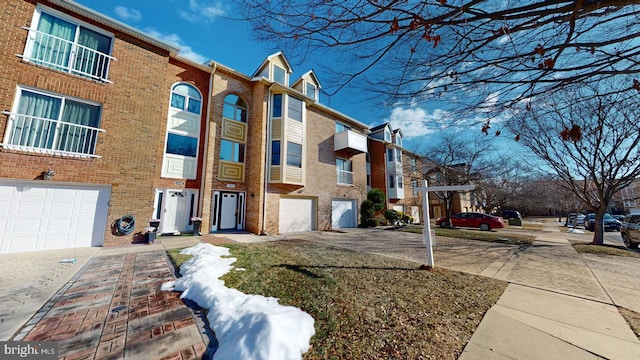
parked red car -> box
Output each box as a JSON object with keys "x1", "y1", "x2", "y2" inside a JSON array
[{"x1": 436, "y1": 212, "x2": 506, "y2": 231}]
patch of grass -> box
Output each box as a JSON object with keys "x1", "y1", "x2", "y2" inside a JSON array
[
  {"x1": 619, "y1": 307, "x2": 640, "y2": 340},
  {"x1": 570, "y1": 241, "x2": 640, "y2": 258},
  {"x1": 167, "y1": 248, "x2": 193, "y2": 268},
  {"x1": 401, "y1": 226, "x2": 535, "y2": 245},
  {"x1": 219, "y1": 240, "x2": 506, "y2": 360},
  {"x1": 520, "y1": 222, "x2": 544, "y2": 231}
]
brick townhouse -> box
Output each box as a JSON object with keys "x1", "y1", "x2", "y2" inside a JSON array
[
  {"x1": 0, "y1": 0, "x2": 369, "y2": 253},
  {"x1": 367, "y1": 122, "x2": 476, "y2": 223}
]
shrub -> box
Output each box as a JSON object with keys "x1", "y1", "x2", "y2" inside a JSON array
[
  {"x1": 367, "y1": 188, "x2": 386, "y2": 211},
  {"x1": 360, "y1": 199, "x2": 375, "y2": 226},
  {"x1": 366, "y1": 219, "x2": 379, "y2": 227},
  {"x1": 384, "y1": 209, "x2": 401, "y2": 224}
]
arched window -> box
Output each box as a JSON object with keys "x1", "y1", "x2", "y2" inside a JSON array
[
  {"x1": 223, "y1": 94, "x2": 247, "y2": 122},
  {"x1": 162, "y1": 82, "x2": 202, "y2": 180},
  {"x1": 171, "y1": 83, "x2": 202, "y2": 115}
]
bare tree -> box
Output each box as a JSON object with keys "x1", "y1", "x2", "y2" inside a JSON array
[
  {"x1": 506, "y1": 82, "x2": 640, "y2": 245},
  {"x1": 473, "y1": 159, "x2": 539, "y2": 215},
  {"x1": 419, "y1": 132, "x2": 491, "y2": 225},
  {"x1": 236, "y1": 0, "x2": 640, "y2": 123}
]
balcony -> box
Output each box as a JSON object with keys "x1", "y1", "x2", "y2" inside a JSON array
[
  {"x1": 337, "y1": 169, "x2": 354, "y2": 185},
  {"x1": 334, "y1": 130, "x2": 367, "y2": 155},
  {"x1": 22, "y1": 29, "x2": 115, "y2": 82},
  {"x1": 1, "y1": 112, "x2": 104, "y2": 158}
]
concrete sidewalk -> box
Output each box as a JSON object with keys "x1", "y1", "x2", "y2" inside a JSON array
[{"x1": 460, "y1": 220, "x2": 640, "y2": 359}]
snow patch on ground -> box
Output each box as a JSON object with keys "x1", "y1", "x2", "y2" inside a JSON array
[{"x1": 161, "y1": 243, "x2": 315, "y2": 360}]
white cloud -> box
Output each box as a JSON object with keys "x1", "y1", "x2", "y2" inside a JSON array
[
  {"x1": 179, "y1": 0, "x2": 226, "y2": 23},
  {"x1": 145, "y1": 29, "x2": 209, "y2": 64},
  {"x1": 114, "y1": 6, "x2": 141, "y2": 21},
  {"x1": 383, "y1": 105, "x2": 452, "y2": 139},
  {"x1": 478, "y1": 91, "x2": 500, "y2": 112}
]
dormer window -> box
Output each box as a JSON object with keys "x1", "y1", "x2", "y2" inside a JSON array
[
  {"x1": 273, "y1": 65, "x2": 286, "y2": 85},
  {"x1": 395, "y1": 135, "x2": 403, "y2": 146},
  {"x1": 306, "y1": 82, "x2": 317, "y2": 100},
  {"x1": 384, "y1": 128, "x2": 391, "y2": 142}
]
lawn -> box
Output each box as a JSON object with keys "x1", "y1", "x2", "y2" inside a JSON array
[
  {"x1": 169, "y1": 240, "x2": 507, "y2": 359},
  {"x1": 401, "y1": 225, "x2": 535, "y2": 245},
  {"x1": 570, "y1": 241, "x2": 640, "y2": 258}
]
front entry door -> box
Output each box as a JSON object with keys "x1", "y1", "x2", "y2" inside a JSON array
[
  {"x1": 163, "y1": 190, "x2": 189, "y2": 233},
  {"x1": 219, "y1": 192, "x2": 238, "y2": 230}
]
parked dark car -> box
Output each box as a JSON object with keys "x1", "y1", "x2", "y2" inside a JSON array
[
  {"x1": 621, "y1": 214, "x2": 640, "y2": 249},
  {"x1": 501, "y1": 210, "x2": 522, "y2": 219},
  {"x1": 584, "y1": 213, "x2": 621, "y2": 232},
  {"x1": 612, "y1": 214, "x2": 626, "y2": 223},
  {"x1": 436, "y1": 212, "x2": 506, "y2": 231}
]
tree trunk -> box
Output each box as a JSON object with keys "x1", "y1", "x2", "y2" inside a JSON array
[{"x1": 591, "y1": 209, "x2": 606, "y2": 245}]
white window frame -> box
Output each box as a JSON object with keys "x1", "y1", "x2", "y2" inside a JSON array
[
  {"x1": 162, "y1": 83, "x2": 202, "y2": 179},
  {"x1": 336, "y1": 158, "x2": 353, "y2": 185},
  {"x1": 1, "y1": 86, "x2": 104, "y2": 158},
  {"x1": 306, "y1": 82, "x2": 317, "y2": 100},
  {"x1": 273, "y1": 65, "x2": 286, "y2": 85},
  {"x1": 22, "y1": 5, "x2": 115, "y2": 82},
  {"x1": 287, "y1": 141, "x2": 303, "y2": 168}
]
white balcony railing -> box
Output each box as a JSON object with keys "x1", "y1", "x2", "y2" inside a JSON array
[
  {"x1": 21, "y1": 28, "x2": 115, "y2": 82},
  {"x1": 337, "y1": 169, "x2": 354, "y2": 185},
  {"x1": 1, "y1": 112, "x2": 104, "y2": 157}
]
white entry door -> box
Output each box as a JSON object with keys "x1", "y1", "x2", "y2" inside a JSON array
[
  {"x1": 161, "y1": 190, "x2": 189, "y2": 234},
  {"x1": 219, "y1": 192, "x2": 238, "y2": 230},
  {"x1": 211, "y1": 191, "x2": 245, "y2": 232}
]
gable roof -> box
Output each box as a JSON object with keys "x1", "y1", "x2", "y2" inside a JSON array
[
  {"x1": 291, "y1": 70, "x2": 323, "y2": 89},
  {"x1": 252, "y1": 51, "x2": 293, "y2": 78},
  {"x1": 369, "y1": 122, "x2": 391, "y2": 133}
]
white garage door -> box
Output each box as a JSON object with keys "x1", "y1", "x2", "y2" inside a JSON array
[
  {"x1": 332, "y1": 199, "x2": 357, "y2": 229},
  {"x1": 0, "y1": 181, "x2": 111, "y2": 253},
  {"x1": 279, "y1": 197, "x2": 315, "y2": 233}
]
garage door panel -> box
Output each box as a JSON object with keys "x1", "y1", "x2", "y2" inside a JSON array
[
  {"x1": 6, "y1": 234, "x2": 39, "y2": 251},
  {"x1": 13, "y1": 218, "x2": 43, "y2": 232},
  {"x1": 46, "y1": 234, "x2": 72, "y2": 249},
  {"x1": 16, "y1": 201, "x2": 46, "y2": 215},
  {"x1": 47, "y1": 218, "x2": 73, "y2": 231},
  {"x1": 19, "y1": 187, "x2": 47, "y2": 198},
  {"x1": 0, "y1": 181, "x2": 110, "y2": 253},
  {"x1": 51, "y1": 202, "x2": 76, "y2": 215}
]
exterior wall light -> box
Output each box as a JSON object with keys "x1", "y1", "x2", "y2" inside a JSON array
[{"x1": 43, "y1": 169, "x2": 55, "y2": 180}]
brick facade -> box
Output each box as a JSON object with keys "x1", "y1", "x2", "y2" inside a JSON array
[
  {"x1": 1, "y1": 0, "x2": 371, "y2": 252},
  {"x1": 0, "y1": 0, "x2": 209, "y2": 248}
]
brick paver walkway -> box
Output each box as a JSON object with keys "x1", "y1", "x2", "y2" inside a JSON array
[{"x1": 14, "y1": 251, "x2": 208, "y2": 360}]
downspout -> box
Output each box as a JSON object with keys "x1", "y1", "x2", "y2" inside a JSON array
[{"x1": 199, "y1": 63, "x2": 216, "y2": 229}]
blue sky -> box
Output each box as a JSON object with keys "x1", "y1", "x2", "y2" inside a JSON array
[{"x1": 73, "y1": 0, "x2": 504, "y2": 153}]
